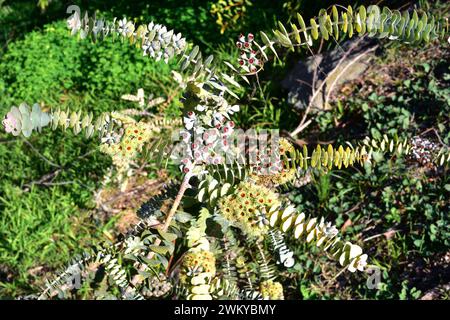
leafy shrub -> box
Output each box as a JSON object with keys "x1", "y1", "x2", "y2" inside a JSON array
[{"x1": 1, "y1": 2, "x2": 448, "y2": 300}]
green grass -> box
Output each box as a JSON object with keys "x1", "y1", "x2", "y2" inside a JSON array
[{"x1": 0, "y1": 185, "x2": 97, "y2": 296}]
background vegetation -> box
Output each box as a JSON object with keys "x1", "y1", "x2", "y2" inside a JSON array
[{"x1": 0, "y1": 0, "x2": 448, "y2": 299}]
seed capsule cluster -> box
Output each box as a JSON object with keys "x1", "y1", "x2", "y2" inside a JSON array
[{"x1": 142, "y1": 273, "x2": 172, "y2": 298}]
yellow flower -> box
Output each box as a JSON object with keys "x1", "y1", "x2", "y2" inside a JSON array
[
  {"x1": 279, "y1": 138, "x2": 295, "y2": 155},
  {"x1": 99, "y1": 120, "x2": 153, "y2": 174},
  {"x1": 219, "y1": 181, "x2": 280, "y2": 237},
  {"x1": 251, "y1": 138, "x2": 297, "y2": 187},
  {"x1": 260, "y1": 280, "x2": 284, "y2": 300},
  {"x1": 180, "y1": 250, "x2": 216, "y2": 284}
]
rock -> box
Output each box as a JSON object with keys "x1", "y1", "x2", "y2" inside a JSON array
[{"x1": 281, "y1": 37, "x2": 378, "y2": 111}]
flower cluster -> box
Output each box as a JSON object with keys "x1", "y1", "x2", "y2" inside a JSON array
[
  {"x1": 2, "y1": 109, "x2": 22, "y2": 136},
  {"x1": 219, "y1": 181, "x2": 280, "y2": 238},
  {"x1": 99, "y1": 120, "x2": 153, "y2": 179},
  {"x1": 409, "y1": 136, "x2": 440, "y2": 168},
  {"x1": 2, "y1": 103, "x2": 50, "y2": 137},
  {"x1": 67, "y1": 12, "x2": 186, "y2": 63},
  {"x1": 177, "y1": 82, "x2": 239, "y2": 173},
  {"x1": 142, "y1": 22, "x2": 186, "y2": 63},
  {"x1": 279, "y1": 137, "x2": 295, "y2": 155},
  {"x1": 250, "y1": 138, "x2": 297, "y2": 187},
  {"x1": 260, "y1": 280, "x2": 284, "y2": 300},
  {"x1": 236, "y1": 33, "x2": 263, "y2": 74},
  {"x1": 100, "y1": 121, "x2": 151, "y2": 158},
  {"x1": 179, "y1": 238, "x2": 217, "y2": 300},
  {"x1": 180, "y1": 250, "x2": 216, "y2": 285}
]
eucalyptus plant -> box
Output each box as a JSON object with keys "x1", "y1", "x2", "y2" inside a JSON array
[{"x1": 2, "y1": 4, "x2": 448, "y2": 300}]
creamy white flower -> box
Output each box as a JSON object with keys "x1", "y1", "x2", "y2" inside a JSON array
[
  {"x1": 117, "y1": 18, "x2": 128, "y2": 36},
  {"x1": 67, "y1": 12, "x2": 81, "y2": 34},
  {"x1": 184, "y1": 116, "x2": 196, "y2": 130},
  {"x1": 195, "y1": 105, "x2": 206, "y2": 112},
  {"x1": 227, "y1": 104, "x2": 240, "y2": 115}
]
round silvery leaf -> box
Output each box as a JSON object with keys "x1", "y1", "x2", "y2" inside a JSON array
[
  {"x1": 21, "y1": 117, "x2": 33, "y2": 137},
  {"x1": 190, "y1": 275, "x2": 206, "y2": 286},
  {"x1": 348, "y1": 253, "x2": 368, "y2": 273},
  {"x1": 347, "y1": 257, "x2": 359, "y2": 273},
  {"x1": 125, "y1": 21, "x2": 135, "y2": 37},
  {"x1": 85, "y1": 124, "x2": 94, "y2": 138},
  {"x1": 31, "y1": 104, "x2": 41, "y2": 129},
  {"x1": 4, "y1": 109, "x2": 22, "y2": 136},
  {"x1": 18, "y1": 103, "x2": 30, "y2": 117},
  {"x1": 339, "y1": 242, "x2": 352, "y2": 266},
  {"x1": 151, "y1": 40, "x2": 161, "y2": 51},
  {"x1": 10, "y1": 107, "x2": 23, "y2": 123},
  {"x1": 191, "y1": 284, "x2": 210, "y2": 295},
  {"x1": 30, "y1": 112, "x2": 40, "y2": 130},
  {"x1": 40, "y1": 112, "x2": 51, "y2": 128},
  {"x1": 165, "y1": 46, "x2": 174, "y2": 58},
  {"x1": 80, "y1": 29, "x2": 88, "y2": 39},
  {"x1": 73, "y1": 122, "x2": 82, "y2": 135},
  {"x1": 147, "y1": 30, "x2": 156, "y2": 42},
  {"x1": 349, "y1": 244, "x2": 363, "y2": 260},
  {"x1": 189, "y1": 294, "x2": 212, "y2": 300}
]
